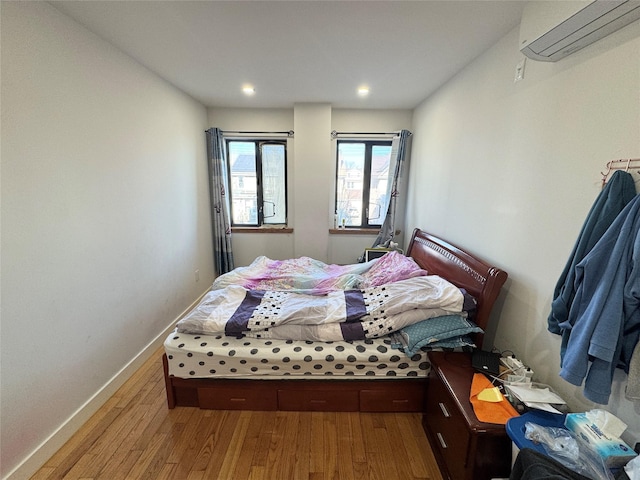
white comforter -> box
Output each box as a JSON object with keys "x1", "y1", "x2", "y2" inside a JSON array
[{"x1": 176, "y1": 276, "x2": 464, "y2": 342}]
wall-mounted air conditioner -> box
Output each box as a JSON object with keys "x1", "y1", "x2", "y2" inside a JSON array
[{"x1": 520, "y1": 0, "x2": 640, "y2": 61}]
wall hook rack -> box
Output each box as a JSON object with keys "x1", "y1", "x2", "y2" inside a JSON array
[{"x1": 600, "y1": 158, "x2": 640, "y2": 186}]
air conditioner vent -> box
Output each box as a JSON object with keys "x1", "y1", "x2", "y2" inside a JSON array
[{"x1": 520, "y1": 0, "x2": 640, "y2": 61}]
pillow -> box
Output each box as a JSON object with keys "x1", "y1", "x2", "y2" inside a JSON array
[
  {"x1": 360, "y1": 251, "x2": 427, "y2": 288},
  {"x1": 397, "y1": 315, "x2": 483, "y2": 356},
  {"x1": 419, "y1": 335, "x2": 476, "y2": 351},
  {"x1": 389, "y1": 333, "x2": 476, "y2": 353}
]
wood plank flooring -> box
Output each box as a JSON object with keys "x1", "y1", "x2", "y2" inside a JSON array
[{"x1": 31, "y1": 348, "x2": 444, "y2": 480}]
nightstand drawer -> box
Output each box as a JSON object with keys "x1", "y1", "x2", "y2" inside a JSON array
[
  {"x1": 423, "y1": 352, "x2": 511, "y2": 480},
  {"x1": 425, "y1": 370, "x2": 471, "y2": 480}
]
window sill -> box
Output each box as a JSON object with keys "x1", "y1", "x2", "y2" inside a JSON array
[
  {"x1": 232, "y1": 227, "x2": 293, "y2": 234},
  {"x1": 329, "y1": 228, "x2": 379, "y2": 235}
]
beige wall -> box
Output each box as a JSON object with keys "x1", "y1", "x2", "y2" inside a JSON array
[
  {"x1": 1, "y1": 3, "x2": 213, "y2": 477},
  {"x1": 406, "y1": 23, "x2": 640, "y2": 443}
]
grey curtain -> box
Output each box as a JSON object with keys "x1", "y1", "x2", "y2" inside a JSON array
[
  {"x1": 370, "y1": 129, "x2": 412, "y2": 250},
  {"x1": 206, "y1": 128, "x2": 234, "y2": 274}
]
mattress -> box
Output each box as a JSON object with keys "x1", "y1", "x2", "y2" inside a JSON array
[{"x1": 164, "y1": 330, "x2": 433, "y2": 380}]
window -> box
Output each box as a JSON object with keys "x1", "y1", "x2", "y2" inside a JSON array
[
  {"x1": 226, "y1": 139, "x2": 287, "y2": 227},
  {"x1": 335, "y1": 140, "x2": 393, "y2": 228}
]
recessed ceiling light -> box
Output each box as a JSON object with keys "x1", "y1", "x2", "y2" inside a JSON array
[
  {"x1": 357, "y1": 86, "x2": 369, "y2": 96},
  {"x1": 242, "y1": 85, "x2": 255, "y2": 95}
]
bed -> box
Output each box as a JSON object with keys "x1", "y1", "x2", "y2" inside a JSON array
[{"x1": 162, "y1": 228, "x2": 508, "y2": 412}]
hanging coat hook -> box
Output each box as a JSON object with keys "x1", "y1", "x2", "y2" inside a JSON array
[{"x1": 601, "y1": 161, "x2": 613, "y2": 186}]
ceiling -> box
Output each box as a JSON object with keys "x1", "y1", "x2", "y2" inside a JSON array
[{"x1": 50, "y1": 1, "x2": 528, "y2": 110}]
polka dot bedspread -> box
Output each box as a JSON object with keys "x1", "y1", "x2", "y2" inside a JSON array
[{"x1": 164, "y1": 331, "x2": 432, "y2": 379}]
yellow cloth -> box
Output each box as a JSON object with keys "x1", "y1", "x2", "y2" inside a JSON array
[{"x1": 469, "y1": 373, "x2": 519, "y2": 424}]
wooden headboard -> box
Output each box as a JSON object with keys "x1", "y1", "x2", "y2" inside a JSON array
[{"x1": 406, "y1": 228, "x2": 508, "y2": 349}]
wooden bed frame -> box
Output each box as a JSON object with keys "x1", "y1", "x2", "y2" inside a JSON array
[{"x1": 163, "y1": 228, "x2": 508, "y2": 412}]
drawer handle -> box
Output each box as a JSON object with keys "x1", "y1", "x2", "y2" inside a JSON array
[
  {"x1": 230, "y1": 398, "x2": 246, "y2": 403},
  {"x1": 438, "y1": 402, "x2": 451, "y2": 418},
  {"x1": 436, "y1": 432, "x2": 448, "y2": 449},
  {"x1": 310, "y1": 400, "x2": 327, "y2": 404}
]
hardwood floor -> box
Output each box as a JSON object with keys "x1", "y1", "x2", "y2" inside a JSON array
[{"x1": 31, "y1": 348, "x2": 444, "y2": 480}]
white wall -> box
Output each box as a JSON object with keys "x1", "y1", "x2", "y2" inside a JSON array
[
  {"x1": 406, "y1": 23, "x2": 640, "y2": 444},
  {"x1": 0, "y1": 3, "x2": 213, "y2": 478},
  {"x1": 293, "y1": 104, "x2": 333, "y2": 260},
  {"x1": 208, "y1": 107, "x2": 412, "y2": 265}
]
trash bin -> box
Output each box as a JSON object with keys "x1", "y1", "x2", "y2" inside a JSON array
[{"x1": 506, "y1": 410, "x2": 567, "y2": 465}]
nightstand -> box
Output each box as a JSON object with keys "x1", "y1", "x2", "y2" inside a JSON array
[{"x1": 423, "y1": 351, "x2": 512, "y2": 480}]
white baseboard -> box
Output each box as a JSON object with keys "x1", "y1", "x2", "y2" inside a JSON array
[{"x1": 4, "y1": 290, "x2": 209, "y2": 480}]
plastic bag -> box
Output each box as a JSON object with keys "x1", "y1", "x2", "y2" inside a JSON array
[
  {"x1": 626, "y1": 454, "x2": 640, "y2": 480},
  {"x1": 524, "y1": 422, "x2": 614, "y2": 480}
]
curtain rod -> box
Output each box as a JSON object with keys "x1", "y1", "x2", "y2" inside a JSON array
[
  {"x1": 330, "y1": 130, "x2": 411, "y2": 139},
  {"x1": 206, "y1": 129, "x2": 294, "y2": 137}
]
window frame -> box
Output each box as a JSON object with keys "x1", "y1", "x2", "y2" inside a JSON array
[
  {"x1": 225, "y1": 138, "x2": 288, "y2": 228},
  {"x1": 334, "y1": 139, "x2": 393, "y2": 229}
]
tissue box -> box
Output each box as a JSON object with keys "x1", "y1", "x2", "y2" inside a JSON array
[{"x1": 564, "y1": 413, "x2": 637, "y2": 468}]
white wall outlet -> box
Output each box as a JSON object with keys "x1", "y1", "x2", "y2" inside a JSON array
[
  {"x1": 195, "y1": 269, "x2": 199, "y2": 282},
  {"x1": 514, "y1": 57, "x2": 526, "y2": 82}
]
